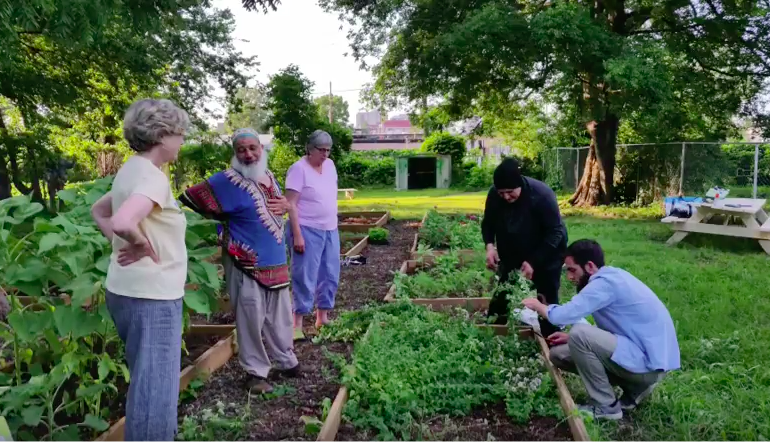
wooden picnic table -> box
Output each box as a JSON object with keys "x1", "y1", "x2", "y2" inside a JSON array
[{"x1": 661, "y1": 198, "x2": 770, "y2": 254}]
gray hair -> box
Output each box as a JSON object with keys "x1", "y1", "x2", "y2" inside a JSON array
[
  {"x1": 123, "y1": 99, "x2": 190, "y2": 152},
  {"x1": 306, "y1": 130, "x2": 333, "y2": 154}
]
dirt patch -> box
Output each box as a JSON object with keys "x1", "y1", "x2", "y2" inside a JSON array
[
  {"x1": 177, "y1": 340, "x2": 351, "y2": 441},
  {"x1": 336, "y1": 402, "x2": 572, "y2": 441},
  {"x1": 182, "y1": 334, "x2": 225, "y2": 367},
  {"x1": 191, "y1": 310, "x2": 234, "y2": 325},
  {"x1": 331, "y1": 219, "x2": 416, "y2": 315}
]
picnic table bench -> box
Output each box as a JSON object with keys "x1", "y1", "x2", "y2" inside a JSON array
[
  {"x1": 338, "y1": 188, "x2": 357, "y2": 200},
  {"x1": 662, "y1": 197, "x2": 770, "y2": 254}
]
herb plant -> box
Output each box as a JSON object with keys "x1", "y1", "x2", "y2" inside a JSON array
[
  {"x1": 418, "y1": 210, "x2": 482, "y2": 250},
  {"x1": 393, "y1": 251, "x2": 493, "y2": 299},
  {"x1": 327, "y1": 305, "x2": 560, "y2": 440}
]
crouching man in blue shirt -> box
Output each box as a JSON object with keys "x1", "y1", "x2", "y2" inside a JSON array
[{"x1": 522, "y1": 239, "x2": 680, "y2": 421}]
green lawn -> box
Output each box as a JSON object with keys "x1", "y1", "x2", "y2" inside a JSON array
[
  {"x1": 346, "y1": 188, "x2": 770, "y2": 441},
  {"x1": 338, "y1": 187, "x2": 664, "y2": 220}
]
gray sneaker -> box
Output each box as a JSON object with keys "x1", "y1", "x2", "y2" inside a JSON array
[
  {"x1": 620, "y1": 381, "x2": 660, "y2": 411},
  {"x1": 577, "y1": 403, "x2": 623, "y2": 420}
]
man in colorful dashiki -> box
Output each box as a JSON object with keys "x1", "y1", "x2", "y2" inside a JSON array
[{"x1": 180, "y1": 128, "x2": 299, "y2": 394}]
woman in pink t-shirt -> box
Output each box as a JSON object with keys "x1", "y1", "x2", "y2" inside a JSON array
[{"x1": 285, "y1": 130, "x2": 340, "y2": 337}]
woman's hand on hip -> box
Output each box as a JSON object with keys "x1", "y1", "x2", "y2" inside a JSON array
[
  {"x1": 293, "y1": 234, "x2": 306, "y2": 254},
  {"x1": 268, "y1": 196, "x2": 290, "y2": 216},
  {"x1": 117, "y1": 237, "x2": 159, "y2": 266}
]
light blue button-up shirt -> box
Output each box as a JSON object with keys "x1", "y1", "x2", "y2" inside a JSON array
[{"x1": 547, "y1": 266, "x2": 681, "y2": 374}]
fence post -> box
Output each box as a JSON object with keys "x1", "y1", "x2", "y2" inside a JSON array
[
  {"x1": 574, "y1": 149, "x2": 579, "y2": 188},
  {"x1": 753, "y1": 143, "x2": 760, "y2": 199},
  {"x1": 678, "y1": 142, "x2": 686, "y2": 196}
]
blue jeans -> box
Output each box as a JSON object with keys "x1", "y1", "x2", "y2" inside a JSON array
[
  {"x1": 106, "y1": 291, "x2": 183, "y2": 441},
  {"x1": 288, "y1": 225, "x2": 340, "y2": 315}
]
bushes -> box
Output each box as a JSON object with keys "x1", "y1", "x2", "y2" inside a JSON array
[
  {"x1": 268, "y1": 140, "x2": 300, "y2": 188},
  {"x1": 421, "y1": 132, "x2": 466, "y2": 166},
  {"x1": 336, "y1": 152, "x2": 398, "y2": 188}
]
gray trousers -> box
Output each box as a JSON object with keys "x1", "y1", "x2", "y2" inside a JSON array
[
  {"x1": 550, "y1": 324, "x2": 664, "y2": 406},
  {"x1": 224, "y1": 256, "x2": 298, "y2": 378}
]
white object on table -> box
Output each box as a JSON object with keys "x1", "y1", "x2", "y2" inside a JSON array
[{"x1": 661, "y1": 197, "x2": 770, "y2": 254}]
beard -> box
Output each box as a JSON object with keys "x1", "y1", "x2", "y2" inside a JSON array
[
  {"x1": 231, "y1": 152, "x2": 268, "y2": 182},
  {"x1": 576, "y1": 272, "x2": 591, "y2": 292}
]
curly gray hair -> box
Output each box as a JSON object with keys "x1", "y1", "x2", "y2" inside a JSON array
[
  {"x1": 306, "y1": 130, "x2": 333, "y2": 154},
  {"x1": 123, "y1": 99, "x2": 190, "y2": 152}
]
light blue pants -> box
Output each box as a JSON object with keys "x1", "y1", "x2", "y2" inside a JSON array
[
  {"x1": 106, "y1": 291, "x2": 183, "y2": 441},
  {"x1": 288, "y1": 225, "x2": 340, "y2": 315}
]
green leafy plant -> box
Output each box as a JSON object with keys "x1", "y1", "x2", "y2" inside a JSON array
[
  {"x1": 327, "y1": 306, "x2": 559, "y2": 440},
  {"x1": 367, "y1": 227, "x2": 389, "y2": 245},
  {"x1": 420, "y1": 132, "x2": 466, "y2": 166},
  {"x1": 393, "y1": 251, "x2": 492, "y2": 299},
  {"x1": 177, "y1": 401, "x2": 249, "y2": 441},
  {"x1": 418, "y1": 210, "x2": 482, "y2": 250},
  {"x1": 0, "y1": 177, "x2": 222, "y2": 440}
]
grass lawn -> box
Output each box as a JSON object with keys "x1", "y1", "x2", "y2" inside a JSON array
[{"x1": 346, "y1": 188, "x2": 770, "y2": 441}]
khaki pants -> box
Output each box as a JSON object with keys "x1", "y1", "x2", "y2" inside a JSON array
[
  {"x1": 550, "y1": 324, "x2": 664, "y2": 406},
  {"x1": 224, "y1": 255, "x2": 298, "y2": 378}
]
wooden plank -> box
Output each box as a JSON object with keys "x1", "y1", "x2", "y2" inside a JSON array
[
  {"x1": 660, "y1": 216, "x2": 686, "y2": 224},
  {"x1": 316, "y1": 386, "x2": 349, "y2": 441},
  {"x1": 670, "y1": 220, "x2": 770, "y2": 240},
  {"x1": 374, "y1": 211, "x2": 391, "y2": 228},
  {"x1": 343, "y1": 236, "x2": 369, "y2": 257},
  {"x1": 535, "y1": 335, "x2": 591, "y2": 442},
  {"x1": 96, "y1": 332, "x2": 236, "y2": 441},
  {"x1": 187, "y1": 324, "x2": 235, "y2": 336},
  {"x1": 411, "y1": 297, "x2": 490, "y2": 312}
]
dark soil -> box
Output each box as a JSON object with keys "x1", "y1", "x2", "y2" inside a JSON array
[
  {"x1": 191, "y1": 310, "x2": 234, "y2": 325},
  {"x1": 177, "y1": 340, "x2": 351, "y2": 441},
  {"x1": 331, "y1": 220, "x2": 416, "y2": 315},
  {"x1": 336, "y1": 402, "x2": 572, "y2": 441},
  {"x1": 182, "y1": 334, "x2": 226, "y2": 367}
]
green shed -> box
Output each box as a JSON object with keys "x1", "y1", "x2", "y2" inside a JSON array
[{"x1": 395, "y1": 154, "x2": 452, "y2": 190}]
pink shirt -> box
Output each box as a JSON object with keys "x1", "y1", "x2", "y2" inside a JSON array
[{"x1": 285, "y1": 157, "x2": 338, "y2": 231}]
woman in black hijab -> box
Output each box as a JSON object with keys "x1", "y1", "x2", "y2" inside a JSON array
[{"x1": 482, "y1": 158, "x2": 567, "y2": 334}]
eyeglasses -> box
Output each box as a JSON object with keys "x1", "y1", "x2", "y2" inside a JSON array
[{"x1": 314, "y1": 146, "x2": 331, "y2": 153}]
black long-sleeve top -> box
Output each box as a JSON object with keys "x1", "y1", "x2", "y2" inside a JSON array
[{"x1": 481, "y1": 177, "x2": 567, "y2": 270}]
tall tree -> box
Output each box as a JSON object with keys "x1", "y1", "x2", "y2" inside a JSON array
[
  {"x1": 0, "y1": 0, "x2": 255, "y2": 201},
  {"x1": 264, "y1": 65, "x2": 319, "y2": 154},
  {"x1": 226, "y1": 86, "x2": 270, "y2": 132},
  {"x1": 314, "y1": 95, "x2": 351, "y2": 127},
  {"x1": 321, "y1": 0, "x2": 770, "y2": 205},
  {"x1": 264, "y1": 65, "x2": 353, "y2": 162}
]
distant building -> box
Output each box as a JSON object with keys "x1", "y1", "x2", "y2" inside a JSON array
[{"x1": 355, "y1": 110, "x2": 382, "y2": 131}]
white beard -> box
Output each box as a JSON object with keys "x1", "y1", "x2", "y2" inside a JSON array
[{"x1": 231, "y1": 152, "x2": 268, "y2": 182}]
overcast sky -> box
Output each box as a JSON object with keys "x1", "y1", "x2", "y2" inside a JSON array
[{"x1": 211, "y1": 0, "x2": 377, "y2": 126}]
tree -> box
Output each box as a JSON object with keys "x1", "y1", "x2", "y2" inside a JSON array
[
  {"x1": 421, "y1": 132, "x2": 466, "y2": 166},
  {"x1": 264, "y1": 65, "x2": 353, "y2": 162},
  {"x1": 226, "y1": 87, "x2": 270, "y2": 132},
  {"x1": 264, "y1": 65, "x2": 318, "y2": 154},
  {"x1": 321, "y1": 0, "x2": 770, "y2": 205},
  {"x1": 315, "y1": 95, "x2": 351, "y2": 127},
  {"x1": 0, "y1": 0, "x2": 255, "y2": 202}
]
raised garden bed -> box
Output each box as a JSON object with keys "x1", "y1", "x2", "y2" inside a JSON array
[
  {"x1": 339, "y1": 231, "x2": 368, "y2": 257},
  {"x1": 409, "y1": 210, "x2": 481, "y2": 260},
  {"x1": 338, "y1": 211, "x2": 390, "y2": 233},
  {"x1": 315, "y1": 305, "x2": 588, "y2": 441},
  {"x1": 383, "y1": 252, "x2": 494, "y2": 312}
]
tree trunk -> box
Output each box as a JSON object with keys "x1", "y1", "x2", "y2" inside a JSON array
[
  {"x1": 0, "y1": 109, "x2": 12, "y2": 200},
  {"x1": 569, "y1": 116, "x2": 619, "y2": 206}
]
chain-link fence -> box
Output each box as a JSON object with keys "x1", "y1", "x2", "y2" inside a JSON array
[{"x1": 542, "y1": 142, "x2": 770, "y2": 203}]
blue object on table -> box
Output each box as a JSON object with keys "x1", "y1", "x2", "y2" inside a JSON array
[{"x1": 665, "y1": 196, "x2": 703, "y2": 218}]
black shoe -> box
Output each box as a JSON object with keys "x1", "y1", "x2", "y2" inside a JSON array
[{"x1": 270, "y1": 364, "x2": 301, "y2": 379}]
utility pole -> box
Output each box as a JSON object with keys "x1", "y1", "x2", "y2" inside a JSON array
[{"x1": 328, "y1": 82, "x2": 333, "y2": 124}]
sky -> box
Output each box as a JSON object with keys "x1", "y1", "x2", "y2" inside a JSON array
[{"x1": 212, "y1": 0, "x2": 377, "y2": 126}]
